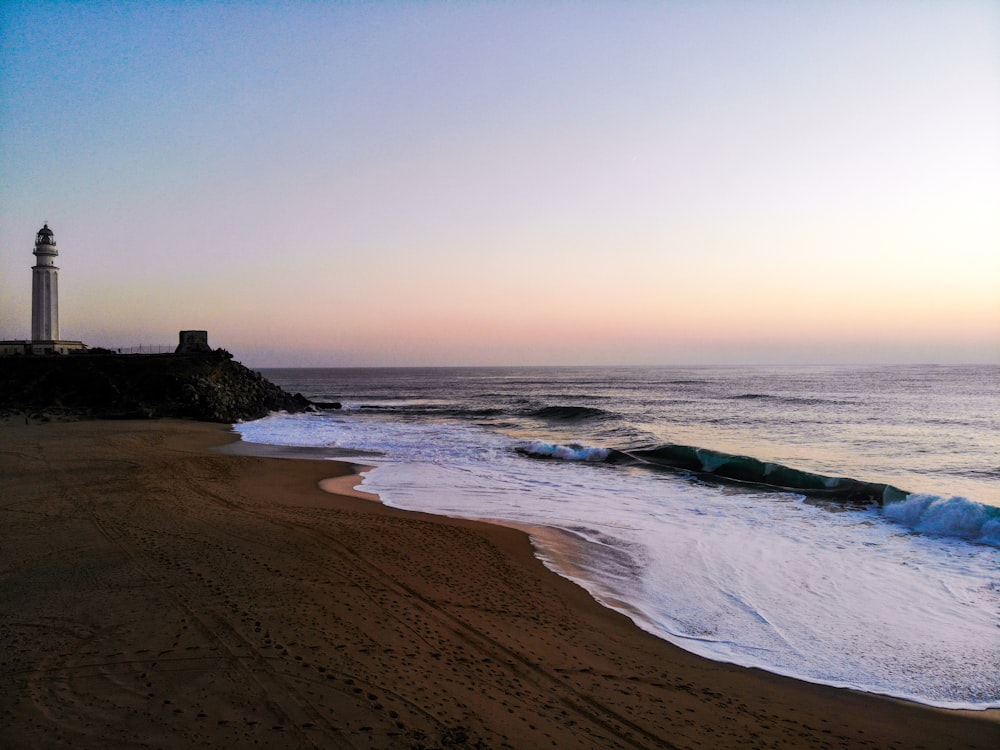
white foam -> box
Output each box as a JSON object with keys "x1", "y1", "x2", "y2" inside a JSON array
[
  {"x1": 523, "y1": 441, "x2": 611, "y2": 462},
  {"x1": 884, "y1": 494, "x2": 1000, "y2": 547}
]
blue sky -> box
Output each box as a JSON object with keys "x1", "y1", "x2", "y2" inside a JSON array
[{"x1": 2, "y1": 1, "x2": 998, "y2": 365}]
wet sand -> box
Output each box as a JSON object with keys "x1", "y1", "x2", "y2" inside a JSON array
[{"x1": 1, "y1": 418, "x2": 997, "y2": 749}]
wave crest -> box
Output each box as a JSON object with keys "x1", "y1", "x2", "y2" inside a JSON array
[
  {"x1": 517, "y1": 440, "x2": 908, "y2": 505},
  {"x1": 627, "y1": 445, "x2": 906, "y2": 504},
  {"x1": 519, "y1": 441, "x2": 611, "y2": 462},
  {"x1": 516, "y1": 439, "x2": 1000, "y2": 548},
  {"x1": 883, "y1": 494, "x2": 1000, "y2": 547}
]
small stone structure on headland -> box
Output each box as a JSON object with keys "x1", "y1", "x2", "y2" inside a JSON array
[{"x1": 176, "y1": 330, "x2": 212, "y2": 354}]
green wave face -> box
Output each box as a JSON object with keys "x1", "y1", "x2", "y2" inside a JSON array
[{"x1": 627, "y1": 444, "x2": 906, "y2": 504}]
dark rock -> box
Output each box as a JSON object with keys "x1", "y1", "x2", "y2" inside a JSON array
[{"x1": 0, "y1": 351, "x2": 311, "y2": 423}]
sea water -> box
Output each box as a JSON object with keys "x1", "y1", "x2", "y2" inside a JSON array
[{"x1": 235, "y1": 365, "x2": 1000, "y2": 709}]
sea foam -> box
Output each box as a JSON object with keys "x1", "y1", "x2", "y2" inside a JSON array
[
  {"x1": 883, "y1": 494, "x2": 1000, "y2": 547},
  {"x1": 522, "y1": 441, "x2": 611, "y2": 461}
]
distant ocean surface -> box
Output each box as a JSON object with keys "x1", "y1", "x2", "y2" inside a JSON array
[{"x1": 237, "y1": 365, "x2": 1000, "y2": 709}]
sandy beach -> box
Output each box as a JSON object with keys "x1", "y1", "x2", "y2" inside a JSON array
[{"x1": 1, "y1": 419, "x2": 997, "y2": 749}]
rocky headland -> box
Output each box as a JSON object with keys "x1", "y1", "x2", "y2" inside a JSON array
[{"x1": 0, "y1": 351, "x2": 315, "y2": 422}]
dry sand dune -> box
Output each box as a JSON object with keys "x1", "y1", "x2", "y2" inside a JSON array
[{"x1": 1, "y1": 419, "x2": 997, "y2": 748}]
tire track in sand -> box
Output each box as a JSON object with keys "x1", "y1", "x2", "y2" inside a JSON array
[{"x1": 187, "y1": 470, "x2": 682, "y2": 750}]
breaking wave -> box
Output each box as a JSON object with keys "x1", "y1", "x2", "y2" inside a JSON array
[
  {"x1": 517, "y1": 439, "x2": 999, "y2": 547},
  {"x1": 518, "y1": 441, "x2": 611, "y2": 462},
  {"x1": 625, "y1": 444, "x2": 908, "y2": 504},
  {"x1": 883, "y1": 494, "x2": 1000, "y2": 546},
  {"x1": 520, "y1": 440, "x2": 906, "y2": 504}
]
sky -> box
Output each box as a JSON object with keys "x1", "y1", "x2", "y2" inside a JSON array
[{"x1": 1, "y1": 1, "x2": 998, "y2": 367}]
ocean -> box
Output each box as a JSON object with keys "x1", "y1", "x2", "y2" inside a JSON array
[{"x1": 235, "y1": 365, "x2": 999, "y2": 710}]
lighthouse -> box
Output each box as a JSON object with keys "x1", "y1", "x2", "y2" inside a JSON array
[
  {"x1": 31, "y1": 224, "x2": 59, "y2": 341},
  {"x1": 0, "y1": 223, "x2": 85, "y2": 355}
]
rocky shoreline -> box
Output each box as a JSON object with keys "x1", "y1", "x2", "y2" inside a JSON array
[{"x1": 0, "y1": 351, "x2": 318, "y2": 422}]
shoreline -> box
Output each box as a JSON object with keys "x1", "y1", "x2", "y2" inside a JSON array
[
  {"x1": 2, "y1": 418, "x2": 997, "y2": 748},
  {"x1": 275, "y1": 436, "x2": 999, "y2": 714}
]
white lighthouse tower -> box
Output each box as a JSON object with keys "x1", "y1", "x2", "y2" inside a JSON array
[
  {"x1": 0, "y1": 223, "x2": 85, "y2": 355},
  {"x1": 31, "y1": 223, "x2": 59, "y2": 341}
]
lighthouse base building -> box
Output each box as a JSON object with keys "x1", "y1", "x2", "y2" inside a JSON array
[
  {"x1": 0, "y1": 224, "x2": 86, "y2": 356},
  {"x1": 0, "y1": 340, "x2": 87, "y2": 356}
]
